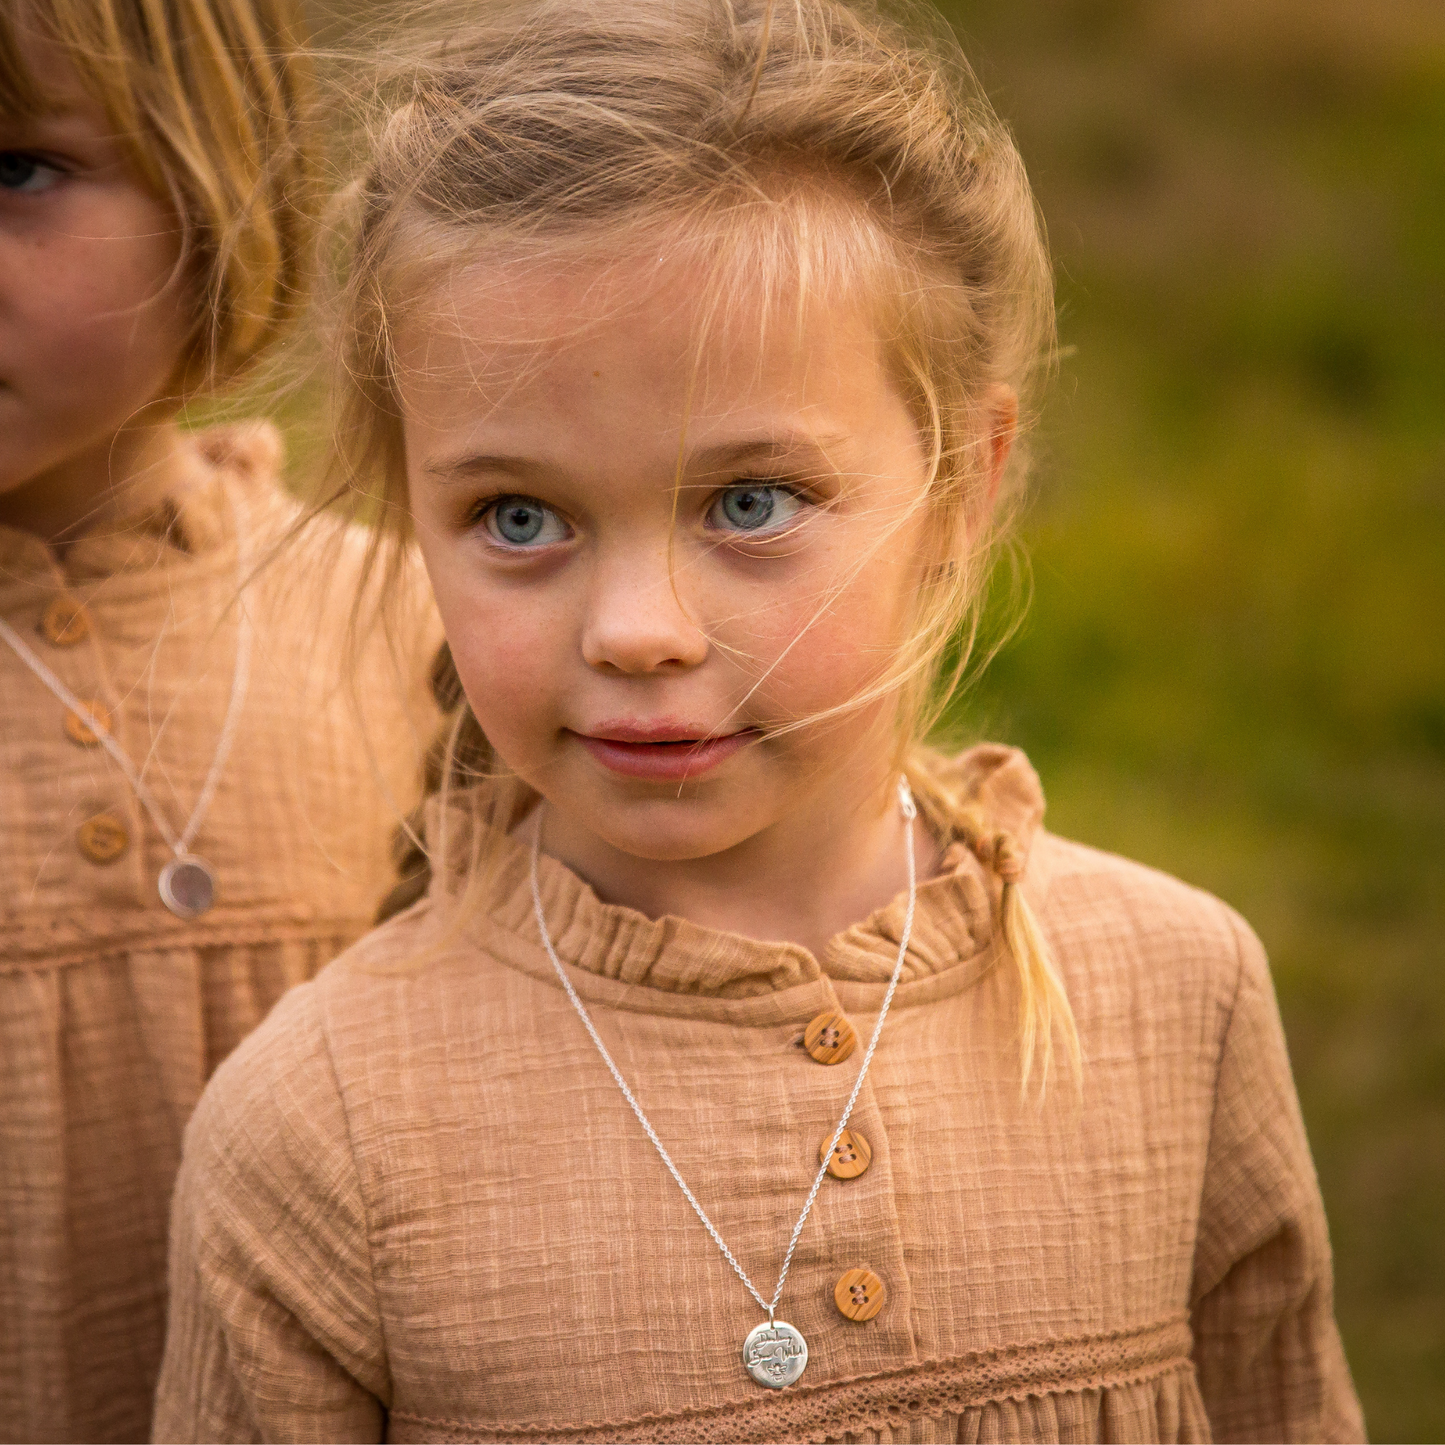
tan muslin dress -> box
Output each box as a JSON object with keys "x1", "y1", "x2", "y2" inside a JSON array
[
  {"x1": 0, "y1": 425, "x2": 434, "y2": 1444},
  {"x1": 154, "y1": 746, "x2": 1364, "y2": 1444}
]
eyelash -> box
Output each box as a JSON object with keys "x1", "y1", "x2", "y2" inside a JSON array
[
  {"x1": 473, "y1": 495, "x2": 572, "y2": 550},
  {"x1": 466, "y1": 478, "x2": 816, "y2": 551},
  {"x1": 705, "y1": 480, "x2": 812, "y2": 538},
  {"x1": 0, "y1": 150, "x2": 68, "y2": 195}
]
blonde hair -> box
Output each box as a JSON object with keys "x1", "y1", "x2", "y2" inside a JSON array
[
  {"x1": 0, "y1": 0, "x2": 317, "y2": 391},
  {"x1": 339, "y1": 0, "x2": 1078, "y2": 1090}
]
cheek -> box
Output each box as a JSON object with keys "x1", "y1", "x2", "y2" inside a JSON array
[
  {"x1": 422, "y1": 550, "x2": 572, "y2": 747},
  {"x1": 451, "y1": 618, "x2": 558, "y2": 735},
  {"x1": 5, "y1": 197, "x2": 189, "y2": 401},
  {"x1": 60, "y1": 242, "x2": 186, "y2": 372},
  {"x1": 718, "y1": 564, "x2": 908, "y2": 718}
]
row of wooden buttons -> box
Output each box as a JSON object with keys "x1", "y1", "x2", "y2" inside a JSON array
[
  {"x1": 805, "y1": 1011, "x2": 873, "y2": 1184},
  {"x1": 805, "y1": 1005, "x2": 884, "y2": 1315},
  {"x1": 35, "y1": 596, "x2": 115, "y2": 759},
  {"x1": 37, "y1": 601, "x2": 125, "y2": 860}
]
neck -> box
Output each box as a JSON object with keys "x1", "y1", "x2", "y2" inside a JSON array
[
  {"x1": 0, "y1": 419, "x2": 189, "y2": 551},
  {"x1": 538, "y1": 775, "x2": 939, "y2": 961}
]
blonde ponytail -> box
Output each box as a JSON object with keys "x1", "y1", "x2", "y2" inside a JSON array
[
  {"x1": 908, "y1": 757, "x2": 1080, "y2": 1096},
  {"x1": 374, "y1": 642, "x2": 481, "y2": 923},
  {"x1": 1001, "y1": 880, "x2": 1079, "y2": 1096}
]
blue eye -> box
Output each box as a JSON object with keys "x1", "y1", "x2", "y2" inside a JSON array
[
  {"x1": 0, "y1": 152, "x2": 63, "y2": 194},
  {"x1": 483, "y1": 496, "x2": 569, "y2": 548},
  {"x1": 709, "y1": 484, "x2": 804, "y2": 535}
]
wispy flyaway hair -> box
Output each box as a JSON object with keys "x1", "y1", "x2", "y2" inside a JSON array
[
  {"x1": 335, "y1": 0, "x2": 1077, "y2": 1089},
  {"x1": 0, "y1": 0, "x2": 317, "y2": 391}
]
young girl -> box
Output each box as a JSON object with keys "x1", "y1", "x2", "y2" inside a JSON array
[
  {"x1": 154, "y1": 1, "x2": 1364, "y2": 1441},
  {"x1": 0, "y1": 2, "x2": 434, "y2": 1440}
]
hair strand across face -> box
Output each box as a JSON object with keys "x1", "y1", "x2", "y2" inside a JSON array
[{"x1": 338, "y1": 0, "x2": 1075, "y2": 1089}]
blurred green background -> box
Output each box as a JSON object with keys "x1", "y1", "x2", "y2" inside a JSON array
[
  {"x1": 934, "y1": 1, "x2": 1444, "y2": 1437},
  {"x1": 288, "y1": 0, "x2": 1443, "y2": 1434}
]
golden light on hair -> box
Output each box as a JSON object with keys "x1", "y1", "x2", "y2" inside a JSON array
[
  {"x1": 0, "y1": 0, "x2": 318, "y2": 392},
  {"x1": 336, "y1": 0, "x2": 1078, "y2": 1090}
]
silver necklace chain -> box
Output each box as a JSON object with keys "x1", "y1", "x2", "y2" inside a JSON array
[
  {"x1": 528, "y1": 775, "x2": 918, "y2": 1324},
  {"x1": 0, "y1": 483, "x2": 254, "y2": 865}
]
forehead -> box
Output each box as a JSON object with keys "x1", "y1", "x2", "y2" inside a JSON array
[
  {"x1": 0, "y1": 16, "x2": 108, "y2": 125},
  {"x1": 394, "y1": 241, "x2": 890, "y2": 428},
  {"x1": 0, "y1": 10, "x2": 46, "y2": 118}
]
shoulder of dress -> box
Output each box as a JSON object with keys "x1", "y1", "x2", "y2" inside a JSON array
[
  {"x1": 302, "y1": 897, "x2": 481, "y2": 1017},
  {"x1": 320, "y1": 896, "x2": 437, "y2": 972},
  {"x1": 190, "y1": 419, "x2": 285, "y2": 483},
  {"x1": 258, "y1": 488, "x2": 435, "y2": 619},
  {"x1": 181, "y1": 960, "x2": 376, "y2": 1255},
  {"x1": 185, "y1": 423, "x2": 436, "y2": 632},
  {"x1": 187, "y1": 970, "x2": 334, "y2": 1159},
  {"x1": 182, "y1": 420, "x2": 300, "y2": 549},
  {"x1": 1030, "y1": 830, "x2": 1259, "y2": 1002},
  {"x1": 241, "y1": 901, "x2": 532, "y2": 1102},
  {"x1": 190, "y1": 907, "x2": 449, "y2": 1150}
]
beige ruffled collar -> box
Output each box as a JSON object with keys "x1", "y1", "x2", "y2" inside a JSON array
[{"x1": 429, "y1": 744, "x2": 1047, "y2": 1002}]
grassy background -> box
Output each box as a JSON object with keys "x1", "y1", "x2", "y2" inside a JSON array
[{"x1": 935, "y1": 2, "x2": 1445, "y2": 1436}]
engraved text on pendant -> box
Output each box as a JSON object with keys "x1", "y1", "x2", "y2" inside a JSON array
[
  {"x1": 742, "y1": 1320, "x2": 808, "y2": 1389},
  {"x1": 159, "y1": 856, "x2": 215, "y2": 918}
]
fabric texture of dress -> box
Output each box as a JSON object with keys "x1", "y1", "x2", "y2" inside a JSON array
[
  {"x1": 153, "y1": 745, "x2": 1364, "y2": 1444},
  {"x1": 0, "y1": 424, "x2": 436, "y2": 1444}
]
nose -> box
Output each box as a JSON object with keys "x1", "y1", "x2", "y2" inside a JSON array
[{"x1": 580, "y1": 546, "x2": 708, "y2": 674}]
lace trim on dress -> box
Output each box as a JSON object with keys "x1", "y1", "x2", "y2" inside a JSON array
[{"x1": 386, "y1": 1316, "x2": 1194, "y2": 1445}]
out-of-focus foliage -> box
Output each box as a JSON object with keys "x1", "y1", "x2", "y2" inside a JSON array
[{"x1": 935, "y1": 1, "x2": 1444, "y2": 1436}]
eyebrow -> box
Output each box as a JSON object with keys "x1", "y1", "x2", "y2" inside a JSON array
[
  {"x1": 424, "y1": 430, "x2": 854, "y2": 484},
  {"x1": 423, "y1": 453, "x2": 535, "y2": 484},
  {"x1": 687, "y1": 432, "x2": 853, "y2": 473},
  {"x1": 0, "y1": 107, "x2": 112, "y2": 150}
]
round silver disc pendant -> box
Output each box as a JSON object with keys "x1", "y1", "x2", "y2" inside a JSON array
[
  {"x1": 742, "y1": 1320, "x2": 808, "y2": 1389},
  {"x1": 159, "y1": 856, "x2": 216, "y2": 918}
]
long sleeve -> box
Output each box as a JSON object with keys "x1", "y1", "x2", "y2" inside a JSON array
[
  {"x1": 152, "y1": 982, "x2": 388, "y2": 1444},
  {"x1": 1189, "y1": 913, "x2": 1365, "y2": 1443}
]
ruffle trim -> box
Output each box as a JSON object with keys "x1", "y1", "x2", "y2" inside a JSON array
[
  {"x1": 414, "y1": 743, "x2": 1049, "y2": 1002},
  {"x1": 386, "y1": 1317, "x2": 1194, "y2": 1445}
]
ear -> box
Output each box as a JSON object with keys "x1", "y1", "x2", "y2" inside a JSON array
[{"x1": 982, "y1": 383, "x2": 1019, "y2": 509}]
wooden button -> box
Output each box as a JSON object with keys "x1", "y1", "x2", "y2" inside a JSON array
[
  {"x1": 819, "y1": 1128, "x2": 872, "y2": 1180},
  {"x1": 40, "y1": 595, "x2": 91, "y2": 646},
  {"x1": 64, "y1": 701, "x2": 111, "y2": 747},
  {"x1": 803, "y1": 1010, "x2": 856, "y2": 1065},
  {"x1": 834, "y1": 1268, "x2": 886, "y2": 1322},
  {"x1": 77, "y1": 813, "x2": 129, "y2": 864}
]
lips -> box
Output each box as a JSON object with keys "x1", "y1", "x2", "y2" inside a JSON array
[{"x1": 574, "y1": 725, "x2": 758, "y2": 781}]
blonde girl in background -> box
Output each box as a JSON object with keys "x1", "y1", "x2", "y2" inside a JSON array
[
  {"x1": 0, "y1": 1, "x2": 436, "y2": 1439},
  {"x1": 155, "y1": 1, "x2": 1363, "y2": 1441}
]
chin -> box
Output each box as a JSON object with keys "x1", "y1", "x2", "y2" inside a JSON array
[
  {"x1": 578, "y1": 795, "x2": 767, "y2": 864},
  {"x1": 604, "y1": 838, "x2": 726, "y2": 864}
]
